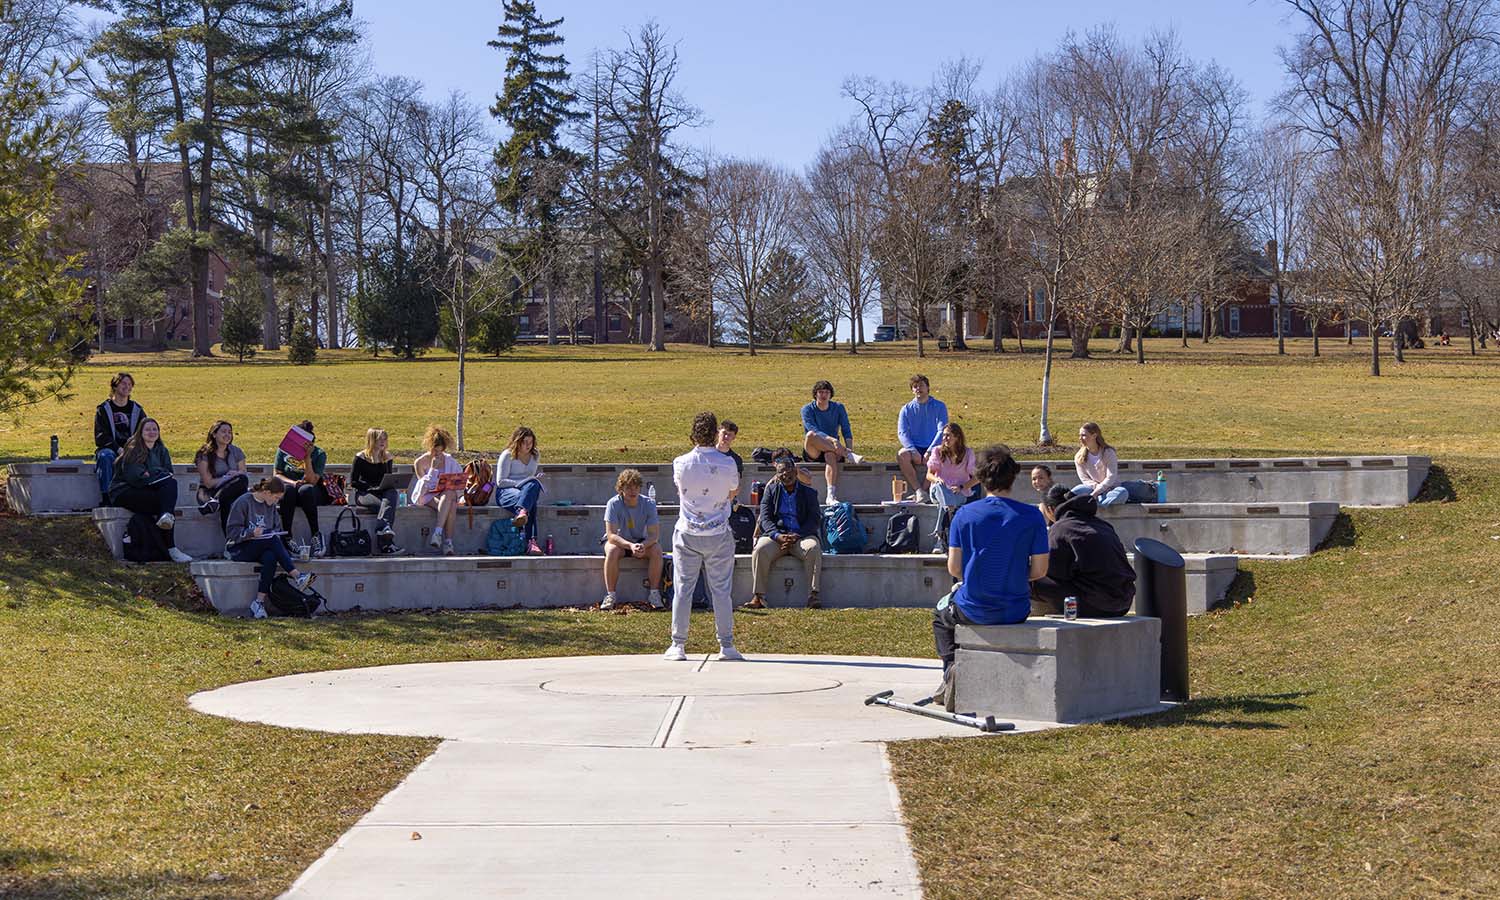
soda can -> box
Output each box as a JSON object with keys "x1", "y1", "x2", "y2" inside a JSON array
[{"x1": 1064, "y1": 596, "x2": 1079, "y2": 620}]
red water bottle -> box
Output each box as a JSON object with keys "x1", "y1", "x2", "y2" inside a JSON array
[{"x1": 545, "y1": 533, "x2": 555, "y2": 555}]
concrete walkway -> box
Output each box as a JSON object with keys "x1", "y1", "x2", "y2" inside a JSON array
[{"x1": 191, "y1": 654, "x2": 1064, "y2": 898}]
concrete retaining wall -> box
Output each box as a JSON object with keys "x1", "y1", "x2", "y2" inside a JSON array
[{"x1": 10, "y1": 454, "x2": 1430, "y2": 515}]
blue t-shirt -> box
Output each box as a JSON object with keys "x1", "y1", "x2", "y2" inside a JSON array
[
  {"x1": 949, "y1": 495, "x2": 1049, "y2": 625},
  {"x1": 604, "y1": 494, "x2": 659, "y2": 543},
  {"x1": 801, "y1": 401, "x2": 852, "y2": 444},
  {"x1": 897, "y1": 397, "x2": 949, "y2": 451}
]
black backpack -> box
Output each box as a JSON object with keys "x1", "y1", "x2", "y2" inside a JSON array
[
  {"x1": 879, "y1": 509, "x2": 921, "y2": 554},
  {"x1": 122, "y1": 512, "x2": 170, "y2": 563},
  {"x1": 267, "y1": 573, "x2": 325, "y2": 617},
  {"x1": 728, "y1": 504, "x2": 757, "y2": 553}
]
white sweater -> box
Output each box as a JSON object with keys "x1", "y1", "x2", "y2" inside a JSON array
[
  {"x1": 1075, "y1": 447, "x2": 1120, "y2": 493},
  {"x1": 496, "y1": 449, "x2": 540, "y2": 488}
]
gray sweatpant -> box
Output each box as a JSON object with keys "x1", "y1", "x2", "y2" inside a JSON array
[{"x1": 670, "y1": 527, "x2": 736, "y2": 647}]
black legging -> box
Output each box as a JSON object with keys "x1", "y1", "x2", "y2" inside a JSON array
[
  {"x1": 208, "y1": 475, "x2": 249, "y2": 532},
  {"x1": 112, "y1": 482, "x2": 179, "y2": 549},
  {"x1": 279, "y1": 481, "x2": 330, "y2": 538}
]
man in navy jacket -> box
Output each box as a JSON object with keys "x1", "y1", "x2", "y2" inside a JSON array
[{"x1": 744, "y1": 459, "x2": 824, "y2": 609}]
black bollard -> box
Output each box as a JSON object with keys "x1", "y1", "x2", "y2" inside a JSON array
[{"x1": 1133, "y1": 538, "x2": 1190, "y2": 701}]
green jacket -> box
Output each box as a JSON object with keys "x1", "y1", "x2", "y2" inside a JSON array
[
  {"x1": 110, "y1": 443, "x2": 174, "y2": 499},
  {"x1": 275, "y1": 445, "x2": 327, "y2": 481}
]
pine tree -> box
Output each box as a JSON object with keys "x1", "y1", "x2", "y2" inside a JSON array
[
  {"x1": 0, "y1": 66, "x2": 89, "y2": 417},
  {"x1": 489, "y1": 0, "x2": 583, "y2": 344},
  {"x1": 219, "y1": 278, "x2": 263, "y2": 362},
  {"x1": 287, "y1": 317, "x2": 317, "y2": 365},
  {"x1": 350, "y1": 243, "x2": 441, "y2": 359}
]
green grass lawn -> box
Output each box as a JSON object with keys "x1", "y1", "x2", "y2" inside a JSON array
[{"x1": 3, "y1": 342, "x2": 1499, "y2": 898}]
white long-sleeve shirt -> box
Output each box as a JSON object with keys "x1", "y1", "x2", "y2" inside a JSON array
[
  {"x1": 1075, "y1": 447, "x2": 1120, "y2": 493},
  {"x1": 496, "y1": 449, "x2": 540, "y2": 488}
]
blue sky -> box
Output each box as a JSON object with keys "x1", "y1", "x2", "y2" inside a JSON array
[{"x1": 356, "y1": 0, "x2": 1301, "y2": 167}]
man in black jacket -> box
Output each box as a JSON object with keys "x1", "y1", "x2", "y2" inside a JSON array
[
  {"x1": 1032, "y1": 485, "x2": 1135, "y2": 617},
  {"x1": 93, "y1": 372, "x2": 146, "y2": 502},
  {"x1": 743, "y1": 459, "x2": 824, "y2": 609}
]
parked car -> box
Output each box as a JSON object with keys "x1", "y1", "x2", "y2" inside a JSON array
[{"x1": 873, "y1": 324, "x2": 898, "y2": 342}]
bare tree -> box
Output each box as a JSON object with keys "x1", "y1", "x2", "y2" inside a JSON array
[
  {"x1": 800, "y1": 127, "x2": 881, "y2": 353},
  {"x1": 1251, "y1": 124, "x2": 1315, "y2": 354}
]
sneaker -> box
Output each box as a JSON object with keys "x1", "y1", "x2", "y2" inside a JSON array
[
  {"x1": 662, "y1": 643, "x2": 688, "y2": 662},
  {"x1": 741, "y1": 595, "x2": 766, "y2": 610},
  {"x1": 292, "y1": 571, "x2": 314, "y2": 592},
  {"x1": 932, "y1": 543, "x2": 947, "y2": 555},
  {"x1": 601, "y1": 593, "x2": 618, "y2": 610},
  {"x1": 805, "y1": 593, "x2": 822, "y2": 610},
  {"x1": 825, "y1": 488, "x2": 839, "y2": 505},
  {"x1": 906, "y1": 490, "x2": 927, "y2": 503},
  {"x1": 310, "y1": 534, "x2": 326, "y2": 558},
  {"x1": 167, "y1": 547, "x2": 193, "y2": 563},
  {"x1": 931, "y1": 668, "x2": 956, "y2": 712},
  {"x1": 428, "y1": 531, "x2": 443, "y2": 550},
  {"x1": 249, "y1": 598, "x2": 268, "y2": 620},
  {"x1": 526, "y1": 539, "x2": 544, "y2": 556},
  {"x1": 377, "y1": 525, "x2": 395, "y2": 538},
  {"x1": 156, "y1": 512, "x2": 174, "y2": 529},
  {"x1": 647, "y1": 590, "x2": 664, "y2": 610},
  {"x1": 715, "y1": 645, "x2": 745, "y2": 662},
  {"x1": 443, "y1": 539, "x2": 455, "y2": 556},
  {"x1": 381, "y1": 541, "x2": 404, "y2": 555},
  {"x1": 846, "y1": 451, "x2": 865, "y2": 465}
]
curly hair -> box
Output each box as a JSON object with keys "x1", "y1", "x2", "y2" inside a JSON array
[{"x1": 690, "y1": 411, "x2": 719, "y2": 447}]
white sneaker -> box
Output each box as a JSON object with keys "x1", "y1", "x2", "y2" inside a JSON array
[
  {"x1": 825, "y1": 487, "x2": 839, "y2": 505},
  {"x1": 167, "y1": 547, "x2": 192, "y2": 564},
  {"x1": 293, "y1": 571, "x2": 314, "y2": 591},
  {"x1": 715, "y1": 645, "x2": 745, "y2": 662},
  {"x1": 428, "y1": 530, "x2": 443, "y2": 550},
  {"x1": 662, "y1": 643, "x2": 687, "y2": 662},
  {"x1": 249, "y1": 598, "x2": 268, "y2": 620},
  {"x1": 156, "y1": 512, "x2": 174, "y2": 529},
  {"x1": 442, "y1": 539, "x2": 456, "y2": 556},
  {"x1": 647, "y1": 590, "x2": 664, "y2": 610},
  {"x1": 846, "y1": 451, "x2": 865, "y2": 465},
  {"x1": 600, "y1": 593, "x2": 618, "y2": 610}
]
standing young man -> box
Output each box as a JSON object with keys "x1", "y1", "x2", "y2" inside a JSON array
[
  {"x1": 94, "y1": 372, "x2": 145, "y2": 502},
  {"x1": 930, "y1": 445, "x2": 1050, "y2": 708},
  {"x1": 665, "y1": 411, "x2": 744, "y2": 662},
  {"x1": 801, "y1": 380, "x2": 863, "y2": 504},
  {"x1": 896, "y1": 374, "x2": 948, "y2": 501}
]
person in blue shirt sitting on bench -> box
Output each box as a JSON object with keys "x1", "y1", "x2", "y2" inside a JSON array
[
  {"x1": 801, "y1": 380, "x2": 864, "y2": 504},
  {"x1": 743, "y1": 458, "x2": 823, "y2": 610}
]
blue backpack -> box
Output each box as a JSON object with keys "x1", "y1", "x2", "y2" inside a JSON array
[
  {"x1": 485, "y1": 518, "x2": 526, "y2": 556},
  {"x1": 823, "y1": 502, "x2": 866, "y2": 554}
]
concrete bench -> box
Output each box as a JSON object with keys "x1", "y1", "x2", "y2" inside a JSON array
[
  {"x1": 9, "y1": 455, "x2": 1430, "y2": 515},
  {"x1": 954, "y1": 617, "x2": 1163, "y2": 724}
]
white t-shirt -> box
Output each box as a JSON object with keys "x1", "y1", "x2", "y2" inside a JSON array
[{"x1": 673, "y1": 445, "x2": 739, "y2": 535}]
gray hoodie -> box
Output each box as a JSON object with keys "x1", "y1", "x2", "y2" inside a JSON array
[{"x1": 224, "y1": 491, "x2": 281, "y2": 549}]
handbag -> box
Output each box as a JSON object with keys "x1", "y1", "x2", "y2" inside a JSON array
[
  {"x1": 328, "y1": 507, "x2": 372, "y2": 557},
  {"x1": 322, "y1": 473, "x2": 348, "y2": 506}
]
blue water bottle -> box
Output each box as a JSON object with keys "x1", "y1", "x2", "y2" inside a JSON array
[{"x1": 1155, "y1": 471, "x2": 1167, "y2": 503}]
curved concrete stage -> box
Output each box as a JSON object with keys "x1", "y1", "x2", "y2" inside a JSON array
[{"x1": 193, "y1": 655, "x2": 1063, "y2": 898}]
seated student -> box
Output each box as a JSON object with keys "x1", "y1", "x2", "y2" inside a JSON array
[
  {"x1": 224, "y1": 479, "x2": 315, "y2": 619},
  {"x1": 194, "y1": 420, "x2": 249, "y2": 533},
  {"x1": 108, "y1": 418, "x2": 193, "y2": 563},
  {"x1": 1032, "y1": 485, "x2": 1135, "y2": 617},
  {"x1": 275, "y1": 419, "x2": 332, "y2": 556},
  {"x1": 925, "y1": 422, "x2": 981, "y2": 553},
  {"x1": 930, "y1": 444, "x2": 1049, "y2": 709},
  {"x1": 94, "y1": 372, "x2": 145, "y2": 502},
  {"x1": 601, "y1": 469, "x2": 664, "y2": 610},
  {"x1": 1031, "y1": 465, "x2": 1057, "y2": 523},
  {"x1": 1071, "y1": 422, "x2": 1154, "y2": 506},
  {"x1": 801, "y1": 380, "x2": 863, "y2": 504},
  {"x1": 770, "y1": 447, "x2": 816, "y2": 486},
  {"x1": 413, "y1": 424, "x2": 463, "y2": 555},
  {"x1": 745, "y1": 458, "x2": 823, "y2": 610},
  {"x1": 494, "y1": 426, "x2": 544, "y2": 555},
  {"x1": 896, "y1": 374, "x2": 948, "y2": 501},
  {"x1": 717, "y1": 420, "x2": 745, "y2": 482},
  {"x1": 350, "y1": 427, "x2": 402, "y2": 553}
]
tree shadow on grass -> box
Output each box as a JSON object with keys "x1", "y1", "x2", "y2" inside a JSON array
[
  {"x1": 1413, "y1": 463, "x2": 1457, "y2": 503},
  {"x1": 1117, "y1": 691, "x2": 1313, "y2": 731},
  {"x1": 0, "y1": 844, "x2": 249, "y2": 900},
  {"x1": 1213, "y1": 569, "x2": 1256, "y2": 611}
]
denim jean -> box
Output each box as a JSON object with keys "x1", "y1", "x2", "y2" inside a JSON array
[
  {"x1": 1070, "y1": 482, "x2": 1128, "y2": 506},
  {"x1": 495, "y1": 480, "x2": 542, "y2": 540},
  {"x1": 95, "y1": 448, "x2": 117, "y2": 499},
  {"x1": 929, "y1": 481, "x2": 982, "y2": 509},
  {"x1": 230, "y1": 537, "x2": 298, "y2": 596}
]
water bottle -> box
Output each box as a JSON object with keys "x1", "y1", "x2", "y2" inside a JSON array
[
  {"x1": 1064, "y1": 595, "x2": 1079, "y2": 621},
  {"x1": 1155, "y1": 471, "x2": 1167, "y2": 503},
  {"x1": 49, "y1": 435, "x2": 59, "y2": 460},
  {"x1": 545, "y1": 533, "x2": 555, "y2": 555},
  {"x1": 647, "y1": 483, "x2": 656, "y2": 502},
  {"x1": 397, "y1": 489, "x2": 408, "y2": 507}
]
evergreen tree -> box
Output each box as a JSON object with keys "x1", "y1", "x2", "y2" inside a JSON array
[
  {"x1": 219, "y1": 278, "x2": 263, "y2": 362},
  {"x1": 349, "y1": 243, "x2": 440, "y2": 359},
  {"x1": 489, "y1": 0, "x2": 582, "y2": 344},
  {"x1": 0, "y1": 66, "x2": 89, "y2": 417},
  {"x1": 287, "y1": 316, "x2": 317, "y2": 365},
  {"x1": 757, "y1": 247, "x2": 830, "y2": 344}
]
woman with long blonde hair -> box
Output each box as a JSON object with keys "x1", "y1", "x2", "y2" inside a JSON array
[{"x1": 350, "y1": 427, "x2": 403, "y2": 553}]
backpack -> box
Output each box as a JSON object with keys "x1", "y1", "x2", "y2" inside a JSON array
[
  {"x1": 823, "y1": 502, "x2": 866, "y2": 555},
  {"x1": 461, "y1": 458, "x2": 496, "y2": 528},
  {"x1": 122, "y1": 512, "x2": 170, "y2": 563},
  {"x1": 728, "y1": 504, "x2": 757, "y2": 553},
  {"x1": 879, "y1": 509, "x2": 920, "y2": 554},
  {"x1": 267, "y1": 573, "x2": 325, "y2": 617},
  {"x1": 485, "y1": 517, "x2": 526, "y2": 556}
]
